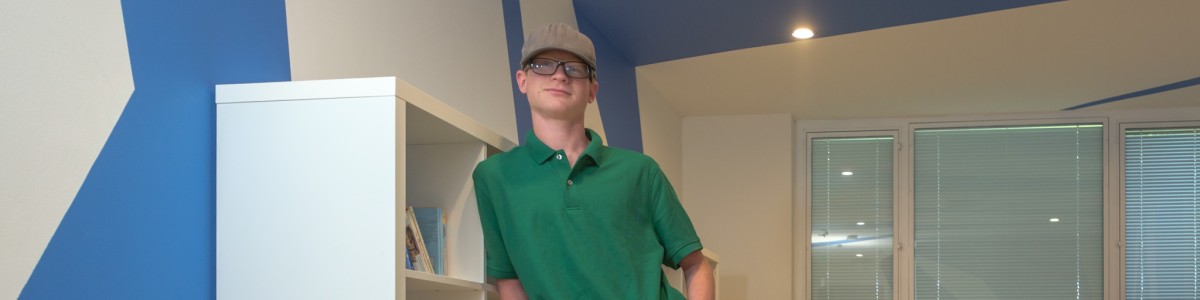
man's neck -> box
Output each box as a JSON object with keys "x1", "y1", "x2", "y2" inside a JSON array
[{"x1": 531, "y1": 116, "x2": 589, "y2": 166}]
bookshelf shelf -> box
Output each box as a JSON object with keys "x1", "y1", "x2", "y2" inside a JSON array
[
  {"x1": 216, "y1": 77, "x2": 513, "y2": 300},
  {"x1": 406, "y1": 270, "x2": 497, "y2": 293}
]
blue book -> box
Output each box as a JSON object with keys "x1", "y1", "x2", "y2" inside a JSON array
[
  {"x1": 413, "y1": 207, "x2": 446, "y2": 275},
  {"x1": 405, "y1": 247, "x2": 414, "y2": 270}
]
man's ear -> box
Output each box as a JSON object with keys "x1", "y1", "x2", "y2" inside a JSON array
[
  {"x1": 588, "y1": 80, "x2": 599, "y2": 103},
  {"x1": 516, "y1": 69, "x2": 528, "y2": 94}
]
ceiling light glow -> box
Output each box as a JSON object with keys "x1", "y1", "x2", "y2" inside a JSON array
[
  {"x1": 841, "y1": 171, "x2": 853, "y2": 176},
  {"x1": 1050, "y1": 218, "x2": 1060, "y2": 222},
  {"x1": 856, "y1": 222, "x2": 866, "y2": 226},
  {"x1": 792, "y1": 28, "x2": 815, "y2": 39},
  {"x1": 855, "y1": 253, "x2": 864, "y2": 257}
]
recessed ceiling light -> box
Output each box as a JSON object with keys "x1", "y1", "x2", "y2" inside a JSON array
[
  {"x1": 792, "y1": 28, "x2": 815, "y2": 39},
  {"x1": 841, "y1": 171, "x2": 853, "y2": 176},
  {"x1": 1050, "y1": 218, "x2": 1060, "y2": 222},
  {"x1": 855, "y1": 253, "x2": 864, "y2": 257},
  {"x1": 857, "y1": 222, "x2": 866, "y2": 226}
]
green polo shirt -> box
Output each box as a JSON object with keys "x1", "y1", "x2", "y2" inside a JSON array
[{"x1": 472, "y1": 129, "x2": 703, "y2": 299}]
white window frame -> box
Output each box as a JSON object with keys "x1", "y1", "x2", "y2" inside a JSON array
[
  {"x1": 1116, "y1": 119, "x2": 1200, "y2": 299},
  {"x1": 794, "y1": 106, "x2": 1200, "y2": 300},
  {"x1": 907, "y1": 117, "x2": 1109, "y2": 300},
  {"x1": 801, "y1": 130, "x2": 900, "y2": 300}
]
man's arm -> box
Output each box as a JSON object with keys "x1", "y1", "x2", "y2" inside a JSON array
[
  {"x1": 679, "y1": 250, "x2": 714, "y2": 300},
  {"x1": 497, "y1": 278, "x2": 528, "y2": 300}
]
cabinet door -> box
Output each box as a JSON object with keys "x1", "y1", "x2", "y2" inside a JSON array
[{"x1": 217, "y1": 96, "x2": 397, "y2": 300}]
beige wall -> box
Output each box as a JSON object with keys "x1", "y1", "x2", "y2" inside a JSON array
[
  {"x1": 0, "y1": 2, "x2": 133, "y2": 298},
  {"x1": 636, "y1": 72, "x2": 683, "y2": 194},
  {"x1": 285, "y1": 0, "x2": 518, "y2": 142},
  {"x1": 683, "y1": 114, "x2": 793, "y2": 300}
]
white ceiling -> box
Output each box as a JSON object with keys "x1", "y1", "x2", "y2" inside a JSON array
[{"x1": 636, "y1": 1, "x2": 1200, "y2": 120}]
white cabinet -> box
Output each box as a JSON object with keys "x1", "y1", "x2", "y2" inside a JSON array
[{"x1": 216, "y1": 77, "x2": 514, "y2": 300}]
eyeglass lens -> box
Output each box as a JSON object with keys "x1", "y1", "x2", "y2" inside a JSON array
[{"x1": 529, "y1": 58, "x2": 590, "y2": 79}]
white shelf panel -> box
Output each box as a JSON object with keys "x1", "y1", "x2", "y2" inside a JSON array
[
  {"x1": 405, "y1": 270, "x2": 496, "y2": 293},
  {"x1": 215, "y1": 77, "x2": 394, "y2": 104},
  {"x1": 396, "y1": 78, "x2": 515, "y2": 151}
]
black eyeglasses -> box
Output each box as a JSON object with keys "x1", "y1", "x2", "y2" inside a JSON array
[{"x1": 526, "y1": 58, "x2": 592, "y2": 79}]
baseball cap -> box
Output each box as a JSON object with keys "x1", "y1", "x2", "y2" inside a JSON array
[{"x1": 520, "y1": 23, "x2": 597, "y2": 71}]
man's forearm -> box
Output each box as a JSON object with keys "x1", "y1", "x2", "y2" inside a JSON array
[
  {"x1": 497, "y1": 278, "x2": 529, "y2": 300},
  {"x1": 681, "y1": 251, "x2": 715, "y2": 300}
]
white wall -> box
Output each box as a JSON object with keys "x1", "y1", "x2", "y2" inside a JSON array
[
  {"x1": 284, "y1": 0, "x2": 518, "y2": 142},
  {"x1": 637, "y1": 72, "x2": 683, "y2": 194},
  {"x1": 683, "y1": 114, "x2": 793, "y2": 300},
  {"x1": 0, "y1": 2, "x2": 133, "y2": 298}
]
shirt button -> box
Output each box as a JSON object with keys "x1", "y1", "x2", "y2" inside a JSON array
[
  {"x1": 555, "y1": 154, "x2": 563, "y2": 160},
  {"x1": 566, "y1": 179, "x2": 574, "y2": 186}
]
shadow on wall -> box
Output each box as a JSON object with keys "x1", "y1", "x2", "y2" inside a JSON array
[{"x1": 721, "y1": 274, "x2": 748, "y2": 300}]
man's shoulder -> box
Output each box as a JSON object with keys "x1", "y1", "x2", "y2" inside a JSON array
[
  {"x1": 600, "y1": 146, "x2": 660, "y2": 169},
  {"x1": 474, "y1": 145, "x2": 527, "y2": 175}
]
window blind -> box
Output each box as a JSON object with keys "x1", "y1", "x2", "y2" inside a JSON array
[
  {"x1": 913, "y1": 125, "x2": 1103, "y2": 299},
  {"x1": 1125, "y1": 127, "x2": 1200, "y2": 299},
  {"x1": 811, "y1": 136, "x2": 894, "y2": 300}
]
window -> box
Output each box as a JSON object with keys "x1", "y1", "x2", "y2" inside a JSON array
[
  {"x1": 913, "y1": 124, "x2": 1103, "y2": 299},
  {"x1": 811, "y1": 135, "x2": 895, "y2": 300},
  {"x1": 1125, "y1": 126, "x2": 1200, "y2": 299}
]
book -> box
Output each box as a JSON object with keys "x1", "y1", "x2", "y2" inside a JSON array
[
  {"x1": 404, "y1": 213, "x2": 427, "y2": 272},
  {"x1": 414, "y1": 207, "x2": 447, "y2": 275},
  {"x1": 405, "y1": 245, "x2": 414, "y2": 270},
  {"x1": 406, "y1": 206, "x2": 434, "y2": 273}
]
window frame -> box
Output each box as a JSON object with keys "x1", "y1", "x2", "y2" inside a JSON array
[
  {"x1": 907, "y1": 119, "x2": 1108, "y2": 299},
  {"x1": 1117, "y1": 120, "x2": 1200, "y2": 299},
  {"x1": 796, "y1": 107, "x2": 1200, "y2": 300},
  {"x1": 801, "y1": 130, "x2": 900, "y2": 300},
  {"x1": 795, "y1": 113, "x2": 1155, "y2": 300}
]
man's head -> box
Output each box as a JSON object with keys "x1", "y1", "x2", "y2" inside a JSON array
[
  {"x1": 517, "y1": 23, "x2": 599, "y2": 122},
  {"x1": 520, "y1": 23, "x2": 596, "y2": 76}
]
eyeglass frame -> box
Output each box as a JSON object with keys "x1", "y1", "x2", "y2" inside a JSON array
[{"x1": 524, "y1": 58, "x2": 594, "y2": 80}]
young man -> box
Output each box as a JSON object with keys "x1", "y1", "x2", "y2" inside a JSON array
[{"x1": 472, "y1": 23, "x2": 714, "y2": 299}]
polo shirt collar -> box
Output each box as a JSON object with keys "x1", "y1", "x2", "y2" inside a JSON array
[{"x1": 524, "y1": 128, "x2": 606, "y2": 166}]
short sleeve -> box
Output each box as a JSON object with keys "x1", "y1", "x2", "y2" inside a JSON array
[
  {"x1": 646, "y1": 163, "x2": 703, "y2": 269},
  {"x1": 473, "y1": 164, "x2": 518, "y2": 279}
]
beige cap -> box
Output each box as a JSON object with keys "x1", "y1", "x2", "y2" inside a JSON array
[{"x1": 520, "y1": 23, "x2": 597, "y2": 71}]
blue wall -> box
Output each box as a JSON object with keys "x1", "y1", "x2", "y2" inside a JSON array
[
  {"x1": 577, "y1": 14, "x2": 643, "y2": 153},
  {"x1": 20, "y1": 1, "x2": 647, "y2": 298},
  {"x1": 19, "y1": 0, "x2": 291, "y2": 298}
]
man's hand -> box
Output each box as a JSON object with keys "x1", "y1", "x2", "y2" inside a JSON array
[{"x1": 679, "y1": 250, "x2": 715, "y2": 300}]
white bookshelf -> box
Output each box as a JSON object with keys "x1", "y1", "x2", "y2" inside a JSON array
[{"x1": 216, "y1": 77, "x2": 514, "y2": 300}]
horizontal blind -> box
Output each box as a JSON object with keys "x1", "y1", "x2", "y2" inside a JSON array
[
  {"x1": 811, "y1": 136, "x2": 894, "y2": 300},
  {"x1": 914, "y1": 125, "x2": 1103, "y2": 300},
  {"x1": 1125, "y1": 127, "x2": 1200, "y2": 300}
]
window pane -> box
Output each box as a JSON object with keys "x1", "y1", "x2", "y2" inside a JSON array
[
  {"x1": 913, "y1": 125, "x2": 1103, "y2": 299},
  {"x1": 812, "y1": 136, "x2": 894, "y2": 300},
  {"x1": 1125, "y1": 127, "x2": 1200, "y2": 300}
]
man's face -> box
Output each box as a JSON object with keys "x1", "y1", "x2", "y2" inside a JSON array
[{"x1": 517, "y1": 50, "x2": 599, "y2": 121}]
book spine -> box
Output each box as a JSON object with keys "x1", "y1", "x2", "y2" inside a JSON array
[{"x1": 406, "y1": 206, "x2": 433, "y2": 273}]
